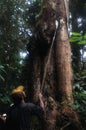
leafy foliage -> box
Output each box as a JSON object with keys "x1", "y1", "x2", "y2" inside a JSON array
[
  {"x1": 0, "y1": 0, "x2": 28, "y2": 106},
  {"x1": 0, "y1": 0, "x2": 42, "y2": 106},
  {"x1": 0, "y1": 65, "x2": 6, "y2": 81},
  {"x1": 72, "y1": 71, "x2": 86, "y2": 129},
  {"x1": 70, "y1": 32, "x2": 86, "y2": 44}
]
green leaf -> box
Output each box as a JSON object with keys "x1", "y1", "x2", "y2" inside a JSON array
[
  {"x1": 78, "y1": 40, "x2": 86, "y2": 44},
  {"x1": 72, "y1": 104, "x2": 80, "y2": 109},
  {"x1": 84, "y1": 34, "x2": 86, "y2": 39},
  {"x1": 0, "y1": 65, "x2": 6, "y2": 73},
  {"x1": 0, "y1": 75, "x2": 5, "y2": 81},
  {"x1": 72, "y1": 32, "x2": 82, "y2": 37},
  {"x1": 70, "y1": 32, "x2": 86, "y2": 44},
  {"x1": 70, "y1": 37, "x2": 81, "y2": 42}
]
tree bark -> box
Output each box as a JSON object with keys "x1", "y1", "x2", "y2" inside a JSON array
[
  {"x1": 28, "y1": 0, "x2": 83, "y2": 130},
  {"x1": 55, "y1": 0, "x2": 73, "y2": 103}
]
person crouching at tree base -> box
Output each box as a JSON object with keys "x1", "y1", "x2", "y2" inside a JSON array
[{"x1": 5, "y1": 85, "x2": 44, "y2": 130}]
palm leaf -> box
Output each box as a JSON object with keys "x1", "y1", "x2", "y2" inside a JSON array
[{"x1": 0, "y1": 75, "x2": 5, "y2": 81}]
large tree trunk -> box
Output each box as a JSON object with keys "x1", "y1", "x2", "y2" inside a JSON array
[
  {"x1": 28, "y1": 0, "x2": 82, "y2": 130},
  {"x1": 55, "y1": 0, "x2": 73, "y2": 103}
]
